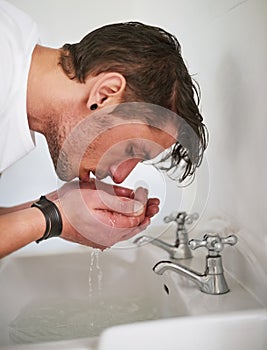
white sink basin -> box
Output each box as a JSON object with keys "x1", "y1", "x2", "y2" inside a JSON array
[
  {"x1": 0, "y1": 226, "x2": 265, "y2": 350},
  {"x1": 0, "y1": 242, "x2": 187, "y2": 348},
  {"x1": 99, "y1": 309, "x2": 267, "y2": 350}
]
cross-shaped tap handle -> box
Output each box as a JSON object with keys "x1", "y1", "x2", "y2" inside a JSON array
[
  {"x1": 164, "y1": 211, "x2": 199, "y2": 225},
  {"x1": 189, "y1": 233, "x2": 238, "y2": 256}
]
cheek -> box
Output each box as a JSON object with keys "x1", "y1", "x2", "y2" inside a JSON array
[{"x1": 81, "y1": 140, "x2": 103, "y2": 167}]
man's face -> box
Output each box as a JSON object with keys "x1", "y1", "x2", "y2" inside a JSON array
[
  {"x1": 53, "y1": 102, "x2": 178, "y2": 183},
  {"x1": 77, "y1": 121, "x2": 177, "y2": 184}
]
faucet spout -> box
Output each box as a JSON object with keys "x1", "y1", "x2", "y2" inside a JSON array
[
  {"x1": 153, "y1": 257, "x2": 230, "y2": 295},
  {"x1": 134, "y1": 235, "x2": 192, "y2": 260},
  {"x1": 153, "y1": 260, "x2": 204, "y2": 289}
]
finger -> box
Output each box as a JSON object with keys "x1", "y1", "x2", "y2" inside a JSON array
[
  {"x1": 97, "y1": 183, "x2": 149, "y2": 202},
  {"x1": 113, "y1": 185, "x2": 134, "y2": 198},
  {"x1": 94, "y1": 179, "x2": 134, "y2": 198},
  {"x1": 94, "y1": 190, "x2": 145, "y2": 216},
  {"x1": 138, "y1": 216, "x2": 151, "y2": 227},
  {"x1": 93, "y1": 209, "x2": 145, "y2": 229},
  {"x1": 120, "y1": 217, "x2": 151, "y2": 241},
  {"x1": 133, "y1": 187, "x2": 148, "y2": 206},
  {"x1": 146, "y1": 204, "x2": 160, "y2": 218},
  {"x1": 147, "y1": 198, "x2": 160, "y2": 206},
  {"x1": 145, "y1": 197, "x2": 160, "y2": 217}
]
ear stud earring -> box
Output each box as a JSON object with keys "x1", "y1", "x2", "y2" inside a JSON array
[{"x1": 90, "y1": 103, "x2": 98, "y2": 111}]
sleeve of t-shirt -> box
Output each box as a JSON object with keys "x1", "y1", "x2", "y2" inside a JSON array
[{"x1": 0, "y1": 7, "x2": 14, "y2": 116}]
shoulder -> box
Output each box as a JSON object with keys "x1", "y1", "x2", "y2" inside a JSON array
[
  {"x1": 0, "y1": 0, "x2": 38, "y2": 53},
  {"x1": 0, "y1": 0, "x2": 36, "y2": 32},
  {"x1": 0, "y1": 0, "x2": 39, "y2": 113},
  {"x1": 0, "y1": 1, "x2": 38, "y2": 172}
]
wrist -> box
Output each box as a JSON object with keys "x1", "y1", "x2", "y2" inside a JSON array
[{"x1": 31, "y1": 196, "x2": 63, "y2": 243}]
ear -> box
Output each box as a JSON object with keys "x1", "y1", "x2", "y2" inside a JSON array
[{"x1": 86, "y1": 72, "x2": 126, "y2": 109}]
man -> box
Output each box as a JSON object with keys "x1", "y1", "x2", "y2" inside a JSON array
[{"x1": 0, "y1": 0, "x2": 207, "y2": 258}]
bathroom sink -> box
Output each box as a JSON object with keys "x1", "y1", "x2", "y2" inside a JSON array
[
  {"x1": 99, "y1": 309, "x2": 267, "y2": 350},
  {"x1": 0, "y1": 226, "x2": 265, "y2": 350},
  {"x1": 0, "y1": 240, "x2": 188, "y2": 348}
]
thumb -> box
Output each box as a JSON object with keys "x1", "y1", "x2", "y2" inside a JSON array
[{"x1": 133, "y1": 187, "x2": 148, "y2": 206}]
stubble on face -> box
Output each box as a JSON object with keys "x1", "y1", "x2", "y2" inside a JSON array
[
  {"x1": 45, "y1": 117, "x2": 74, "y2": 181},
  {"x1": 45, "y1": 113, "x2": 116, "y2": 182}
]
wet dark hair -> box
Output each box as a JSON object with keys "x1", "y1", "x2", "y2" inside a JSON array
[{"x1": 59, "y1": 22, "x2": 208, "y2": 182}]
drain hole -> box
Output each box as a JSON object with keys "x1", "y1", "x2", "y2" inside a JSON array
[{"x1": 163, "y1": 284, "x2": 170, "y2": 295}]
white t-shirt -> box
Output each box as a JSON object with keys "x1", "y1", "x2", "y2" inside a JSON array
[{"x1": 0, "y1": 0, "x2": 39, "y2": 173}]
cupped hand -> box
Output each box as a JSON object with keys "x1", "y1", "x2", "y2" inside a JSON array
[{"x1": 52, "y1": 180, "x2": 159, "y2": 249}]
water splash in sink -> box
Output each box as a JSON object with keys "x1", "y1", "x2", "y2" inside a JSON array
[
  {"x1": 8, "y1": 294, "x2": 167, "y2": 343},
  {"x1": 7, "y1": 249, "x2": 183, "y2": 344}
]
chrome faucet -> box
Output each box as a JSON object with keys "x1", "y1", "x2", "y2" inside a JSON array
[
  {"x1": 153, "y1": 233, "x2": 238, "y2": 295},
  {"x1": 134, "y1": 211, "x2": 198, "y2": 260}
]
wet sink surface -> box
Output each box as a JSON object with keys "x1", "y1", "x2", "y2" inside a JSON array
[
  {"x1": 0, "y1": 246, "x2": 188, "y2": 347},
  {"x1": 0, "y1": 232, "x2": 265, "y2": 350}
]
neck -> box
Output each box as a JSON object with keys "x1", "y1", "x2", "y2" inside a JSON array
[
  {"x1": 26, "y1": 45, "x2": 91, "y2": 139},
  {"x1": 26, "y1": 45, "x2": 62, "y2": 134}
]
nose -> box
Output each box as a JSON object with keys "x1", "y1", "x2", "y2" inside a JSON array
[{"x1": 109, "y1": 158, "x2": 141, "y2": 184}]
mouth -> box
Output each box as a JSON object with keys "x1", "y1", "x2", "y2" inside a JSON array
[
  {"x1": 79, "y1": 170, "x2": 92, "y2": 182},
  {"x1": 95, "y1": 172, "x2": 109, "y2": 181},
  {"x1": 79, "y1": 169, "x2": 109, "y2": 183}
]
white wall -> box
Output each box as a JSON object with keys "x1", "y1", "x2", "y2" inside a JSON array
[{"x1": 1, "y1": 1, "x2": 266, "y2": 273}]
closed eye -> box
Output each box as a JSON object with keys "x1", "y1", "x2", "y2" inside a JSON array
[
  {"x1": 126, "y1": 142, "x2": 151, "y2": 161},
  {"x1": 126, "y1": 144, "x2": 135, "y2": 157}
]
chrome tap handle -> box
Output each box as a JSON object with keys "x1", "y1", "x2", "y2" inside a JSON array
[
  {"x1": 163, "y1": 211, "x2": 199, "y2": 225},
  {"x1": 188, "y1": 238, "x2": 208, "y2": 250},
  {"x1": 164, "y1": 211, "x2": 199, "y2": 244},
  {"x1": 189, "y1": 233, "x2": 238, "y2": 256},
  {"x1": 185, "y1": 212, "x2": 199, "y2": 224},
  {"x1": 221, "y1": 235, "x2": 238, "y2": 246},
  {"x1": 163, "y1": 211, "x2": 199, "y2": 259},
  {"x1": 163, "y1": 211, "x2": 180, "y2": 223}
]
